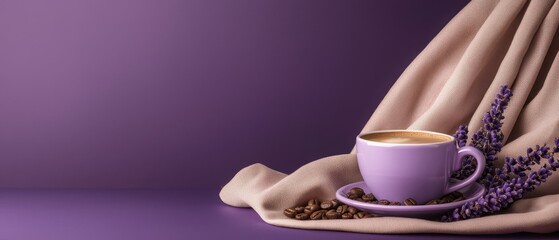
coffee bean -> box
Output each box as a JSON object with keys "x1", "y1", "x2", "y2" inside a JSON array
[
  {"x1": 404, "y1": 198, "x2": 417, "y2": 206},
  {"x1": 389, "y1": 201, "x2": 402, "y2": 206},
  {"x1": 336, "y1": 205, "x2": 349, "y2": 214},
  {"x1": 325, "y1": 209, "x2": 340, "y2": 219},
  {"x1": 284, "y1": 208, "x2": 297, "y2": 218},
  {"x1": 378, "y1": 199, "x2": 390, "y2": 205},
  {"x1": 347, "y1": 193, "x2": 359, "y2": 200},
  {"x1": 294, "y1": 206, "x2": 305, "y2": 213},
  {"x1": 310, "y1": 210, "x2": 326, "y2": 220},
  {"x1": 304, "y1": 204, "x2": 320, "y2": 214},
  {"x1": 311, "y1": 205, "x2": 320, "y2": 211},
  {"x1": 320, "y1": 201, "x2": 333, "y2": 210},
  {"x1": 341, "y1": 213, "x2": 353, "y2": 219},
  {"x1": 362, "y1": 193, "x2": 375, "y2": 202},
  {"x1": 353, "y1": 212, "x2": 367, "y2": 219},
  {"x1": 295, "y1": 213, "x2": 309, "y2": 220},
  {"x1": 308, "y1": 199, "x2": 319, "y2": 206},
  {"x1": 349, "y1": 187, "x2": 365, "y2": 198},
  {"x1": 331, "y1": 199, "x2": 340, "y2": 208},
  {"x1": 426, "y1": 199, "x2": 440, "y2": 205},
  {"x1": 348, "y1": 206, "x2": 358, "y2": 214}
]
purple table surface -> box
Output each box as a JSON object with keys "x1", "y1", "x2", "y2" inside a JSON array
[{"x1": 0, "y1": 189, "x2": 556, "y2": 240}]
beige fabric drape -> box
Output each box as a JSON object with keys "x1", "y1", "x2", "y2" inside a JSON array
[{"x1": 220, "y1": 0, "x2": 559, "y2": 234}]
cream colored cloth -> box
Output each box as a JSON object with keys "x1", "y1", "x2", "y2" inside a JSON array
[{"x1": 220, "y1": 0, "x2": 559, "y2": 234}]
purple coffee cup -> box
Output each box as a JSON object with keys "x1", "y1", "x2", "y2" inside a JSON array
[{"x1": 356, "y1": 130, "x2": 485, "y2": 204}]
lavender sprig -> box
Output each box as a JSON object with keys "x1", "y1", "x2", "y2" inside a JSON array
[
  {"x1": 443, "y1": 139, "x2": 559, "y2": 222},
  {"x1": 472, "y1": 86, "x2": 512, "y2": 181},
  {"x1": 453, "y1": 125, "x2": 469, "y2": 148},
  {"x1": 451, "y1": 86, "x2": 512, "y2": 182},
  {"x1": 451, "y1": 125, "x2": 472, "y2": 179},
  {"x1": 443, "y1": 85, "x2": 558, "y2": 222}
]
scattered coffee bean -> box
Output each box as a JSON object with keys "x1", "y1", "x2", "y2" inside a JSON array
[
  {"x1": 346, "y1": 194, "x2": 358, "y2": 200},
  {"x1": 378, "y1": 199, "x2": 390, "y2": 205},
  {"x1": 304, "y1": 204, "x2": 320, "y2": 214},
  {"x1": 362, "y1": 193, "x2": 375, "y2": 202},
  {"x1": 353, "y1": 212, "x2": 370, "y2": 219},
  {"x1": 426, "y1": 199, "x2": 440, "y2": 205},
  {"x1": 404, "y1": 198, "x2": 417, "y2": 206},
  {"x1": 325, "y1": 209, "x2": 340, "y2": 219},
  {"x1": 295, "y1": 213, "x2": 309, "y2": 220},
  {"x1": 336, "y1": 205, "x2": 349, "y2": 214},
  {"x1": 284, "y1": 197, "x2": 376, "y2": 221},
  {"x1": 347, "y1": 187, "x2": 366, "y2": 199},
  {"x1": 331, "y1": 199, "x2": 340, "y2": 208},
  {"x1": 310, "y1": 210, "x2": 326, "y2": 220},
  {"x1": 320, "y1": 201, "x2": 334, "y2": 210},
  {"x1": 309, "y1": 205, "x2": 320, "y2": 212},
  {"x1": 284, "y1": 190, "x2": 466, "y2": 221},
  {"x1": 308, "y1": 199, "x2": 319, "y2": 206},
  {"x1": 349, "y1": 187, "x2": 365, "y2": 197},
  {"x1": 284, "y1": 208, "x2": 297, "y2": 218}
]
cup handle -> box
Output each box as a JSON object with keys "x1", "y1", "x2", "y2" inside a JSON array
[{"x1": 445, "y1": 146, "x2": 486, "y2": 194}]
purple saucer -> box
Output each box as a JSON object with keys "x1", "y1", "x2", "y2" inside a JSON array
[{"x1": 335, "y1": 181, "x2": 486, "y2": 219}]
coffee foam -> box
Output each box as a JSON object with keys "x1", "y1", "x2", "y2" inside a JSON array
[{"x1": 361, "y1": 131, "x2": 452, "y2": 144}]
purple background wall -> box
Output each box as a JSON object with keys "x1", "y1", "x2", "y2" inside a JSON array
[{"x1": 0, "y1": 0, "x2": 468, "y2": 189}]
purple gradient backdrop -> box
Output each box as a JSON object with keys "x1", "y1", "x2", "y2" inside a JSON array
[{"x1": 0, "y1": 0, "x2": 468, "y2": 189}]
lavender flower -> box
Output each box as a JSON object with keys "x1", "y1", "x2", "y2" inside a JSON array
[
  {"x1": 451, "y1": 125, "x2": 472, "y2": 179},
  {"x1": 451, "y1": 86, "x2": 512, "y2": 181},
  {"x1": 443, "y1": 85, "x2": 559, "y2": 222},
  {"x1": 453, "y1": 125, "x2": 469, "y2": 148},
  {"x1": 443, "y1": 139, "x2": 559, "y2": 222},
  {"x1": 471, "y1": 85, "x2": 512, "y2": 180}
]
